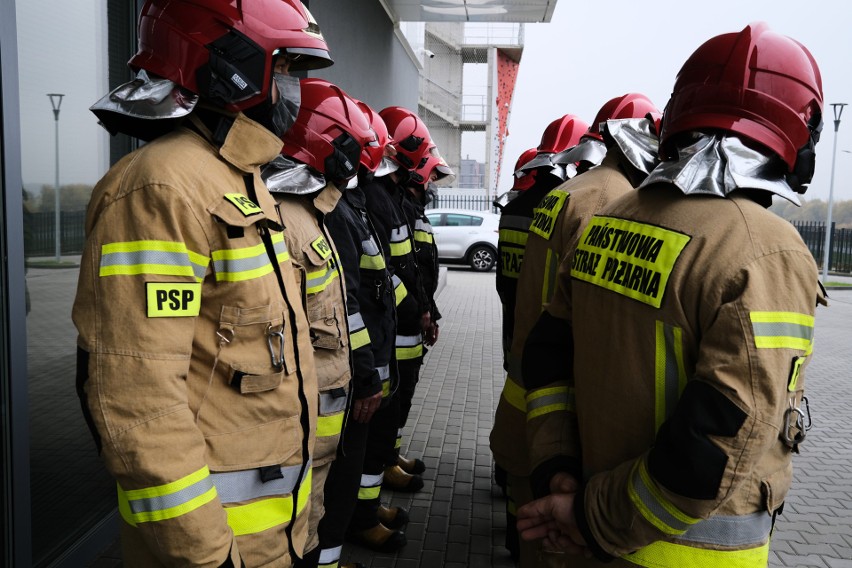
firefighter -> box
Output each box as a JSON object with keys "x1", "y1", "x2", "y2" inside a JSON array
[
  {"x1": 74, "y1": 1, "x2": 333, "y2": 566},
  {"x1": 315, "y1": 102, "x2": 408, "y2": 563},
  {"x1": 262, "y1": 78, "x2": 376, "y2": 568},
  {"x1": 519, "y1": 23, "x2": 826, "y2": 568},
  {"x1": 491, "y1": 93, "x2": 661, "y2": 567},
  {"x1": 496, "y1": 115, "x2": 589, "y2": 371}
]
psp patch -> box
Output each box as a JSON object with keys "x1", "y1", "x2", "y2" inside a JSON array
[
  {"x1": 570, "y1": 216, "x2": 690, "y2": 308},
  {"x1": 224, "y1": 193, "x2": 263, "y2": 217},
  {"x1": 311, "y1": 235, "x2": 333, "y2": 260},
  {"x1": 529, "y1": 190, "x2": 569, "y2": 240},
  {"x1": 146, "y1": 282, "x2": 202, "y2": 317}
]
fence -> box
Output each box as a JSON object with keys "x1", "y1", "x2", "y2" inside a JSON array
[
  {"x1": 428, "y1": 194, "x2": 498, "y2": 213},
  {"x1": 792, "y1": 220, "x2": 852, "y2": 274},
  {"x1": 25, "y1": 210, "x2": 86, "y2": 258}
]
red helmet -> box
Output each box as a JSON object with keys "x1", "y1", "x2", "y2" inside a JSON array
[
  {"x1": 538, "y1": 114, "x2": 590, "y2": 154},
  {"x1": 130, "y1": 0, "x2": 333, "y2": 112},
  {"x1": 379, "y1": 106, "x2": 432, "y2": 170},
  {"x1": 511, "y1": 147, "x2": 539, "y2": 191},
  {"x1": 280, "y1": 79, "x2": 373, "y2": 183},
  {"x1": 660, "y1": 22, "x2": 823, "y2": 177},
  {"x1": 587, "y1": 93, "x2": 660, "y2": 140},
  {"x1": 357, "y1": 101, "x2": 391, "y2": 172},
  {"x1": 411, "y1": 145, "x2": 455, "y2": 186}
]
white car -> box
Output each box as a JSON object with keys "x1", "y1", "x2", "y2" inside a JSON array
[{"x1": 425, "y1": 208, "x2": 499, "y2": 271}]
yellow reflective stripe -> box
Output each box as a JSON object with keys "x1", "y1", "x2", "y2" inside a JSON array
[
  {"x1": 390, "y1": 239, "x2": 413, "y2": 257},
  {"x1": 788, "y1": 355, "x2": 806, "y2": 392},
  {"x1": 270, "y1": 233, "x2": 291, "y2": 264},
  {"x1": 628, "y1": 460, "x2": 700, "y2": 536},
  {"x1": 414, "y1": 230, "x2": 434, "y2": 244},
  {"x1": 501, "y1": 374, "x2": 527, "y2": 412},
  {"x1": 750, "y1": 311, "x2": 814, "y2": 351},
  {"x1": 525, "y1": 385, "x2": 573, "y2": 420},
  {"x1": 117, "y1": 466, "x2": 217, "y2": 526},
  {"x1": 305, "y1": 264, "x2": 340, "y2": 295},
  {"x1": 358, "y1": 485, "x2": 381, "y2": 500},
  {"x1": 225, "y1": 468, "x2": 312, "y2": 537},
  {"x1": 212, "y1": 242, "x2": 275, "y2": 282},
  {"x1": 624, "y1": 539, "x2": 769, "y2": 568},
  {"x1": 654, "y1": 321, "x2": 687, "y2": 432},
  {"x1": 100, "y1": 240, "x2": 209, "y2": 281},
  {"x1": 396, "y1": 344, "x2": 424, "y2": 360},
  {"x1": 350, "y1": 327, "x2": 371, "y2": 350},
  {"x1": 382, "y1": 380, "x2": 391, "y2": 398},
  {"x1": 317, "y1": 413, "x2": 344, "y2": 438},
  {"x1": 394, "y1": 280, "x2": 408, "y2": 306},
  {"x1": 571, "y1": 216, "x2": 691, "y2": 308},
  {"x1": 360, "y1": 254, "x2": 386, "y2": 270},
  {"x1": 499, "y1": 228, "x2": 528, "y2": 246}
]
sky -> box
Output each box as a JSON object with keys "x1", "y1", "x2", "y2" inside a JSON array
[{"x1": 493, "y1": 0, "x2": 852, "y2": 204}]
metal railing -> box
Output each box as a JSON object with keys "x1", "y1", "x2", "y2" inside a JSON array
[
  {"x1": 420, "y1": 76, "x2": 460, "y2": 120},
  {"x1": 427, "y1": 194, "x2": 498, "y2": 214},
  {"x1": 463, "y1": 23, "x2": 524, "y2": 46},
  {"x1": 461, "y1": 94, "x2": 487, "y2": 122},
  {"x1": 792, "y1": 220, "x2": 852, "y2": 274},
  {"x1": 24, "y1": 210, "x2": 86, "y2": 257}
]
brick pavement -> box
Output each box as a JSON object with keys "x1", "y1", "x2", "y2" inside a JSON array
[{"x1": 86, "y1": 270, "x2": 852, "y2": 567}]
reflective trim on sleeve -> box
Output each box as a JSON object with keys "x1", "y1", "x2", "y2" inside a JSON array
[
  {"x1": 392, "y1": 275, "x2": 408, "y2": 306},
  {"x1": 501, "y1": 373, "x2": 526, "y2": 412},
  {"x1": 378, "y1": 364, "x2": 391, "y2": 399},
  {"x1": 360, "y1": 236, "x2": 386, "y2": 269},
  {"x1": 541, "y1": 248, "x2": 559, "y2": 306},
  {"x1": 628, "y1": 459, "x2": 700, "y2": 536},
  {"x1": 212, "y1": 463, "x2": 306, "y2": 505},
  {"x1": 305, "y1": 262, "x2": 340, "y2": 295},
  {"x1": 525, "y1": 385, "x2": 574, "y2": 420},
  {"x1": 414, "y1": 219, "x2": 434, "y2": 244},
  {"x1": 117, "y1": 466, "x2": 217, "y2": 526},
  {"x1": 224, "y1": 468, "x2": 312, "y2": 537},
  {"x1": 750, "y1": 312, "x2": 814, "y2": 352},
  {"x1": 212, "y1": 242, "x2": 275, "y2": 282},
  {"x1": 348, "y1": 312, "x2": 371, "y2": 350},
  {"x1": 317, "y1": 413, "x2": 345, "y2": 438},
  {"x1": 318, "y1": 546, "x2": 342, "y2": 566},
  {"x1": 100, "y1": 241, "x2": 209, "y2": 281},
  {"x1": 358, "y1": 472, "x2": 383, "y2": 500},
  {"x1": 654, "y1": 321, "x2": 687, "y2": 432},
  {"x1": 396, "y1": 333, "x2": 424, "y2": 360},
  {"x1": 624, "y1": 538, "x2": 769, "y2": 568},
  {"x1": 390, "y1": 225, "x2": 413, "y2": 257},
  {"x1": 320, "y1": 391, "x2": 348, "y2": 415},
  {"x1": 270, "y1": 232, "x2": 291, "y2": 264}
]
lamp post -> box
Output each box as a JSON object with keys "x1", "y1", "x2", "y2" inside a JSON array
[
  {"x1": 48, "y1": 93, "x2": 64, "y2": 262},
  {"x1": 821, "y1": 102, "x2": 847, "y2": 283}
]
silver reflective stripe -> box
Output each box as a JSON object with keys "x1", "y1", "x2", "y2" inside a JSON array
[
  {"x1": 360, "y1": 473, "x2": 383, "y2": 488},
  {"x1": 213, "y1": 253, "x2": 269, "y2": 276},
  {"x1": 305, "y1": 266, "x2": 337, "y2": 293},
  {"x1": 212, "y1": 462, "x2": 308, "y2": 505},
  {"x1": 680, "y1": 512, "x2": 773, "y2": 547},
  {"x1": 362, "y1": 237, "x2": 381, "y2": 256},
  {"x1": 348, "y1": 312, "x2": 366, "y2": 332},
  {"x1": 272, "y1": 237, "x2": 288, "y2": 257},
  {"x1": 631, "y1": 465, "x2": 695, "y2": 534},
  {"x1": 526, "y1": 391, "x2": 571, "y2": 413},
  {"x1": 392, "y1": 274, "x2": 403, "y2": 288},
  {"x1": 391, "y1": 224, "x2": 410, "y2": 242},
  {"x1": 100, "y1": 250, "x2": 207, "y2": 279},
  {"x1": 320, "y1": 391, "x2": 348, "y2": 414},
  {"x1": 377, "y1": 365, "x2": 390, "y2": 381},
  {"x1": 128, "y1": 476, "x2": 215, "y2": 515},
  {"x1": 500, "y1": 214, "x2": 533, "y2": 231},
  {"x1": 751, "y1": 322, "x2": 814, "y2": 342},
  {"x1": 396, "y1": 334, "x2": 422, "y2": 347},
  {"x1": 414, "y1": 219, "x2": 433, "y2": 233},
  {"x1": 318, "y1": 546, "x2": 342, "y2": 564},
  {"x1": 655, "y1": 321, "x2": 686, "y2": 432}
]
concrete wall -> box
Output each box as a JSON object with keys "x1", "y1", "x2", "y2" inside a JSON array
[{"x1": 307, "y1": 1, "x2": 420, "y2": 112}]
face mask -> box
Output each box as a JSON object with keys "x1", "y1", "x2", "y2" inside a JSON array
[
  {"x1": 425, "y1": 182, "x2": 438, "y2": 205},
  {"x1": 245, "y1": 73, "x2": 301, "y2": 137}
]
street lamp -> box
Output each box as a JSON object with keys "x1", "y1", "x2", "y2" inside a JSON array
[
  {"x1": 821, "y1": 102, "x2": 847, "y2": 283},
  {"x1": 48, "y1": 93, "x2": 64, "y2": 262}
]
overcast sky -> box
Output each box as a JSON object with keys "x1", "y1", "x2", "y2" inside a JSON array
[{"x1": 493, "y1": 0, "x2": 852, "y2": 203}]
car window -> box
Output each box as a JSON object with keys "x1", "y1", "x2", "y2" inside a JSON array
[
  {"x1": 426, "y1": 214, "x2": 442, "y2": 226},
  {"x1": 444, "y1": 214, "x2": 483, "y2": 227}
]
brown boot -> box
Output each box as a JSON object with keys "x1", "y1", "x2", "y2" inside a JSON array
[
  {"x1": 383, "y1": 465, "x2": 424, "y2": 493},
  {"x1": 346, "y1": 523, "x2": 407, "y2": 553},
  {"x1": 397, "y1": 454, "x2": 426, "y2": 475},
  {"x1": 377, "y1": 504, "x2": 410, "y2": 529}
]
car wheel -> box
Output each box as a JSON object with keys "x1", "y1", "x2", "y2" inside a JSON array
[{"x1": 468, "y1": 245, "x2": 496, "y2": 272}]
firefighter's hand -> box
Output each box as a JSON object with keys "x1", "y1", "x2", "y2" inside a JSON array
[
  {"x1": 352, "y1": 392, "x2": 382, "y2": 423},
  {"x1": 425, "y1": 322, "x2": 440, "y2": 346},
  {"x1": 517, "y1": 492, "x2": 588, "y2": 555},
  {"x1": 549, "y1": 472, "x2": 579, "y2": 494},
  {"x1": 421, "y1": 311, "x2": 431, "y2": 333}
]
